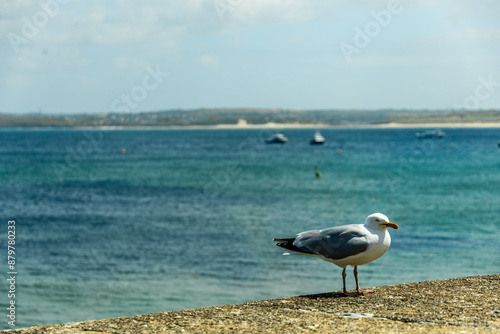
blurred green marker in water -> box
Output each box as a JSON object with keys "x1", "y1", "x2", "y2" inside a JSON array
[{"x1": 314, "y1": 166, "x2": 322, "y2": 179}]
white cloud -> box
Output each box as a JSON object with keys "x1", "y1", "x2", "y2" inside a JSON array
[
  {"x1": 111, "y1": 56, "x2": 146, "y2": 69},
  {"x1": 229, "y1": 0, "x2": 318, "y2": 25},
  {"x1": 450, "y1": 27, "x2": 500, "y2": 43},
  {"x1": 1, "y1": 0, "x2": 500, "y2": 113},
  {"x1": 8, "y1": 0, "x2": 499, "y2": 54},
  {"x1": 405, "y1": 0, "x2": 500, "y2": 21},
  {"x1": 197, "y1": 54, "x2": 220, "y2": 66}
]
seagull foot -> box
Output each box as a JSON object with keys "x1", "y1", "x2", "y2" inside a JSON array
[{"x1": 356, "y1": 289, "x2": 374, "y2": 294}]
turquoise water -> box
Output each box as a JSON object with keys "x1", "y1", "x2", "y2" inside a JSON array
[{"x1": 0, "y1": 128, "x2": 499, "y2": 329}]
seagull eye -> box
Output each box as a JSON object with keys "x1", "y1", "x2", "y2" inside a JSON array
[{"x1": 375, "y1": 218, "x2": 380, "y2": 222}]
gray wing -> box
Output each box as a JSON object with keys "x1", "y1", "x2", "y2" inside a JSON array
[{"x1": 293, "y1": 224, "x2": 369, "y2": 260}]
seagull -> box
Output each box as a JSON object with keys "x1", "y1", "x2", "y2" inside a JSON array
[{"x1": 273, "y1": 213, "x2": 399, "y2": 294}]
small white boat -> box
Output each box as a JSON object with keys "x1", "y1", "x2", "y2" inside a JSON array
[
  {"x1": 310, "y1": 131, "x2": 325, "y2": 145},
  {"x1": 266, "y1": 133, "x2": 288, "y2": 144},
  {"x1": 415, "y1": 129, "x2": 446, "y2": 138}
]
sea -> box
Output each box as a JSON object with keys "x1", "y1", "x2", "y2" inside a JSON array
[{"x1": 0, "y1": 127, "x2": 499, "y2": 330}]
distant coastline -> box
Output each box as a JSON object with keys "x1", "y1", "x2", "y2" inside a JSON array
[
  {"x1": 181, "y1": 118, "x2": 500, "y2": 129},
  {"x1": 369, "y1": 122, "x2": 500, "y2": 129},
  {"x1": 4, "y1": 121, "x2": 500, "y2": 131},
  {"x1": 1, "y1": 108, "x2": 500, "y2": 129},
  {"x1": 28, "y1": 121, "x2": 500, "y2": 130},
  {"x1": 103, "y1": 121, "x2": 500, "y2": 130}
]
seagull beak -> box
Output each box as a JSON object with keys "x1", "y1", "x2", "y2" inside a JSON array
[{"x1": 383, "y1": 222, "x2": 399, "y2": 230}]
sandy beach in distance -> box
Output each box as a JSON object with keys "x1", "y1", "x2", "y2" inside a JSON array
[
  {"x1": 371, "y1": 122, "x2": 500, "y2": 129},
  {"x1": 184, "y1": 119, "x2": 500, "y2": 130},
  {"x1": 83, "y1": 119, "x2": 500, "y2": 131}
]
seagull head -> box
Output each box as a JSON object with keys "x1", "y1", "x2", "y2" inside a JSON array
[{"x1": 365, "y1": 213, "x2": 399, "y2": 231}]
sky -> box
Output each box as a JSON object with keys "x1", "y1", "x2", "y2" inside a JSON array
[{"x1": 1, "y1": 0, "x2": 500, "y2": 114}]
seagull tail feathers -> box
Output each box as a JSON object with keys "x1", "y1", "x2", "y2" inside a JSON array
[
  {"x1": 273, "y1": 238, "x2": 294, "y2": 243},
  {"x1": 273, "y1": 237, "x2": 308, "y2": 255}
]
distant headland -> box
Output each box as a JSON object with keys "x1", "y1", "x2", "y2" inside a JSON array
[{"x1": 1, "y1": 108, "x2": 500, "y2": 128}]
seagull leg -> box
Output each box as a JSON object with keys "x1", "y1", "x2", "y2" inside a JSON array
[
  {"x1": 354, "y1": 266, "x2": 374, "y2": 294},
  {"x1": 354, "y1": 266, "x2": 361, "y2": 294},
  {"x1": 342, "y1": 267, "x2": 347, "y2": 294}
]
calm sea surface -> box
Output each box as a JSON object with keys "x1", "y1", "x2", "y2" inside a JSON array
[{"x1": 1, "y1": 128, "x2": 499, "y2": 329}]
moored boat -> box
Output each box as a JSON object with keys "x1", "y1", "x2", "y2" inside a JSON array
[
  {"x1": 310, "y1": 131, "x2": 325, "y2": 145},
  {"x1": 415, "y1": 129, "x2": 446, "y2": 138},
  {"x1": 266, "y1": 133, "x2": 288, "y2": 144}
]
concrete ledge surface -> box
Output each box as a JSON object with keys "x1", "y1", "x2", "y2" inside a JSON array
[{"x1": 2, "y1": 274, "x2": 499, "y2": 333}]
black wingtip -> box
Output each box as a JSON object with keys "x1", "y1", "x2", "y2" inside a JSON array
[{"x1": 273, "y1": 237, "x2": 304, "y2": 253}]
